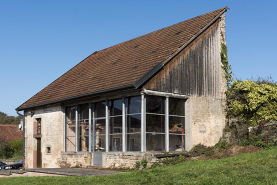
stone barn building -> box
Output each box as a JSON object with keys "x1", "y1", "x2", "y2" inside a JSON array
[{"x1": 17, "y1": 7, "x2": 228, "y2": 168}]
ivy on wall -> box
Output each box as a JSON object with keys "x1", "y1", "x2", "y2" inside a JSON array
[{"x1": 221, "y1": 42, "x2": 233, "y2": 87}]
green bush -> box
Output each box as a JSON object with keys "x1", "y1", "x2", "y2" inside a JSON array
[
  {"x1": 204, "y1": 150, "x2": 215, "y2": 156},
  {"x1": 141, "y1": 159, "x2": 147, "y2": 169},
  {"x1": 215, "y1": 139, "x2": 232, "y2": 152},
  {"x1": 0, "y1": 139, "x2": 22, "y2": 159},
  {"x1": 135, "y1": 161, "x2": 141, "y2": 169},
  {"x1": 178, "y1": 155, "x2": 185, "y2": 162},
  {"x1": 242, "y1": 136, "x2": 276, "y2": 149},
  {"x1": 227, "y1": 80, "x2": 277, "y2": 126}
]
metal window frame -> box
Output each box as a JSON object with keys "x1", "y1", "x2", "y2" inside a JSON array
[
  {"x1": 63, "y1": 106, "x2": 66, "y2": 152},
  {"x1": 75, "y1": 105, "x2": 78, "y2": 152},
  {"x1": 122, "y1": 98, "x2": 126, "y2": 152},
  {"x1": 141, "y1": 93, "x2": 146, "y2": 152},
  {"x1": 105, "y1": 100, "x2": 109, "y2": 152}
]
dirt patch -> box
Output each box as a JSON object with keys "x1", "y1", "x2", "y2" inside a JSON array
[{"x1": 198, "y1": 145, "x2": 263, "y2": 160}]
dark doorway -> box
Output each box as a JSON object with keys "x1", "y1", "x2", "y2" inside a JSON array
[{"x1": 37, "y1": 138, "x2": 42, "y2": 168}]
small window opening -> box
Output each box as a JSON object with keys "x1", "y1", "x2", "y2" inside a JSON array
[
  {"x1": 46, "y1": 147, "x2": 51, "y2": 154},
  {"x1": 150, "y1": 49, "x2": 157, "y2": 55},
  {"x1": 91, "y1": 77, "x2": 97, "y2": 81},
  {"x1": 132, "y1": 45, "x2": 139, "y2": 49},
  {"x1": 36, "y1": 118, "x2": 41, "y2": 135},
  {"x1": 131, "y1": 66, "x2": 138, "y2": 70},
  {"x1": 112, "y1": 61, "x2": 119, "y2": 65},
  {"x1": 175, "y1": 32, "x2": 181, "y2": 36}
]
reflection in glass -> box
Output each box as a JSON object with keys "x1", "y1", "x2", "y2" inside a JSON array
[
  {"x1": 146, "y1": 96, "x2": 165, "y2": 114},
  {"x1": 95, "y1": 101, "x2": 106, "y2": 118},
  {"x1": 127, "y1": 134, "x2": 141, "y2": 151},
  {"x1": 110, "y1": 136, "x2": 122, "y2": 151},
  {"x1": 66, "y1": 106, "x2": 76, "y2": 123},
  {"x1": 169, "y1": 135, "x2": 184, "y2": 151},
  {"x1": 110, "y1": 99, "x2": 122, "y2": 116},
  {"x1": 169, "y1": 98, "x2": 185, "y2": 116},
  {"x1": 146, "y1": 114, "x2": 165, "y2": 133},
  {"x1": 127, "y1": 114, "x2": 141, "y2": 133},
  {"x1": 110, "y1": 116, "x2": 122, "y2": 134},
  {"x1": 126, "y1": 96, "x2": 141, "y2": 114},
  {"x1": 79, "y1": 104, "x2": 89, "y2": 120},
  {"x1": 169, "y1": 117, "x2": 185, "y2": 135},
  {"x1": 146, "y1": 134, "x2": 165, "y2": 151}
]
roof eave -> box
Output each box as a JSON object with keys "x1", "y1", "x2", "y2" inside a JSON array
[
  {"x1": 16, "y1": 84, "x2": 135, "y2": 111},
  {"x1": 133, "y1": 7, "x2": 228, "y2": 89}
]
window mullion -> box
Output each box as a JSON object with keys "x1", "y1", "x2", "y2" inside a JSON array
[
  {"x1": 89, "y1": 104, "x2": 92, "y2": 152},
  {"x1": 75, "y1": 105, "x2": 78, "y2": 152},
  {"x1": 63, "y1": 106, "x2": 66, "y2": 152},
  {"x1": 122, "y1": 98, "x2": 126, "y2": 152},
  {"x1": 92, "y1": 104, "x2": 95, "y2": 153},
  {"x1": 105, "y1": 100, "x2": 109, "y2": 152},
  {"x1": 141, "y1": 93, "x2": 146, "y2": 152},
  {"x1": 165, "y1": 96, "x2": 169, "y2": 152}
]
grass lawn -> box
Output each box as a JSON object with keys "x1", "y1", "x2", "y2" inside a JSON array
[{"x1": 1, "y1": 147, "x2": 277, "y2": 184}]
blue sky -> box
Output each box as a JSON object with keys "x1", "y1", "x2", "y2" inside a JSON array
[{"x1": 1, "y1": 0, "x2": 277, "y2": 116}]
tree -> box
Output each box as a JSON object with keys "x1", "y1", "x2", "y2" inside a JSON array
[{"x1": 0, "y1": 111, "x2": 21, "y2": 125}]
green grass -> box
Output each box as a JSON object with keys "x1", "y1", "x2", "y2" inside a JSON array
[{"x1": 1, "y1": 148, "x2": 277, "y2": 184}]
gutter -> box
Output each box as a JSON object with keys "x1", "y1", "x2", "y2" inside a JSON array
[
  {"x1": 16, "y1": 110, "x2": 25, "y2": 169},
  {"x1": 134, "y1": 7, "x2": 228, "y2": 89}
]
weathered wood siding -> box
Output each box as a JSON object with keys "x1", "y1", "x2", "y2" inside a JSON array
[{"x1": 144, "y1": 21, "x2": 222, "y2": 98}]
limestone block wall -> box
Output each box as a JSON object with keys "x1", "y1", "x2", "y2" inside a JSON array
[
  {"x1": 24, "y1": 105, "x2": 63, "y2": 168},
  {"x1": 102, "y1": 152, "x2": 158, "y2": 168},
  {"x1": 58, "y1": 152, "x2": 93, "y2": 168},
  {"x1": 185, "y1": 96, "x2": 225, "y2": 150}
]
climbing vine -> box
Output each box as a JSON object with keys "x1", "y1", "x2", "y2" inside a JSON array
[{"x1": 221, "y1": 42, "x2": 233, "y2": 87}]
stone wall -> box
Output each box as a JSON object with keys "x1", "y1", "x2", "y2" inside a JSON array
[
  {"x1": 24, "y1": 105, "x2": 63, "y2": 168},
  {"x1": 103, "y1": 152, "x2": 158, "y2": 168},
  {"x1": 223, "y1": 120, "x2": 277, "y2": 144},
  {"x1": 58, "y1": 152, "x2": 93, "y2": 168}
]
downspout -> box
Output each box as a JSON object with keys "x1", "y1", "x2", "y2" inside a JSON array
[{"x1": 16, "y1": 110, "x2": 25, "y2": 169}]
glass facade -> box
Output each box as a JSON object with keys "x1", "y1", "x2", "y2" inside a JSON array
[{"x1": 65, "y1": 95, "x2": 185, "y2": 152}]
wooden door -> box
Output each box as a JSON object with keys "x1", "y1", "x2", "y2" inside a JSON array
[{"x1": 37, "y1": 138, "x2": 42, "y2": 168}]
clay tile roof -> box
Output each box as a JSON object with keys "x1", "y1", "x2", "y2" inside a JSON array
[
  {"x1": 17, "y1": 7, "x2": 227, "y2": 110},
  {"x1": 0, "y1": 124, "x2": 23, "y2": 142}
]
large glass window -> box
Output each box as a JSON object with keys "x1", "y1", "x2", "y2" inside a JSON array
[
  {"x1": 146, "y1": 96, "x2": 165, "y2": 151},
  {"x1": 109, "y1": 99, "x2": 122, "y2": 151},
  {"x1": 169, "y1": 98, "x2": 185, "y2": 151},
  {"x1": 64, "y1": 95, "x2": 185, "y2": 153},
  {"x1": 78, "y1": 104, "x2": 89, "y2": 151},
  {"x1": 66, "y1": 106, "x2": 76, "y2": 152},
  {"x1": 126, "y1": 96, "x2": 141, "y2": 151}
]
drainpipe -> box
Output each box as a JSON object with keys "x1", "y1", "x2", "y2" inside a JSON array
[{"x1": 16, "y1": 110, "x2": 25, "y2": 169}]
